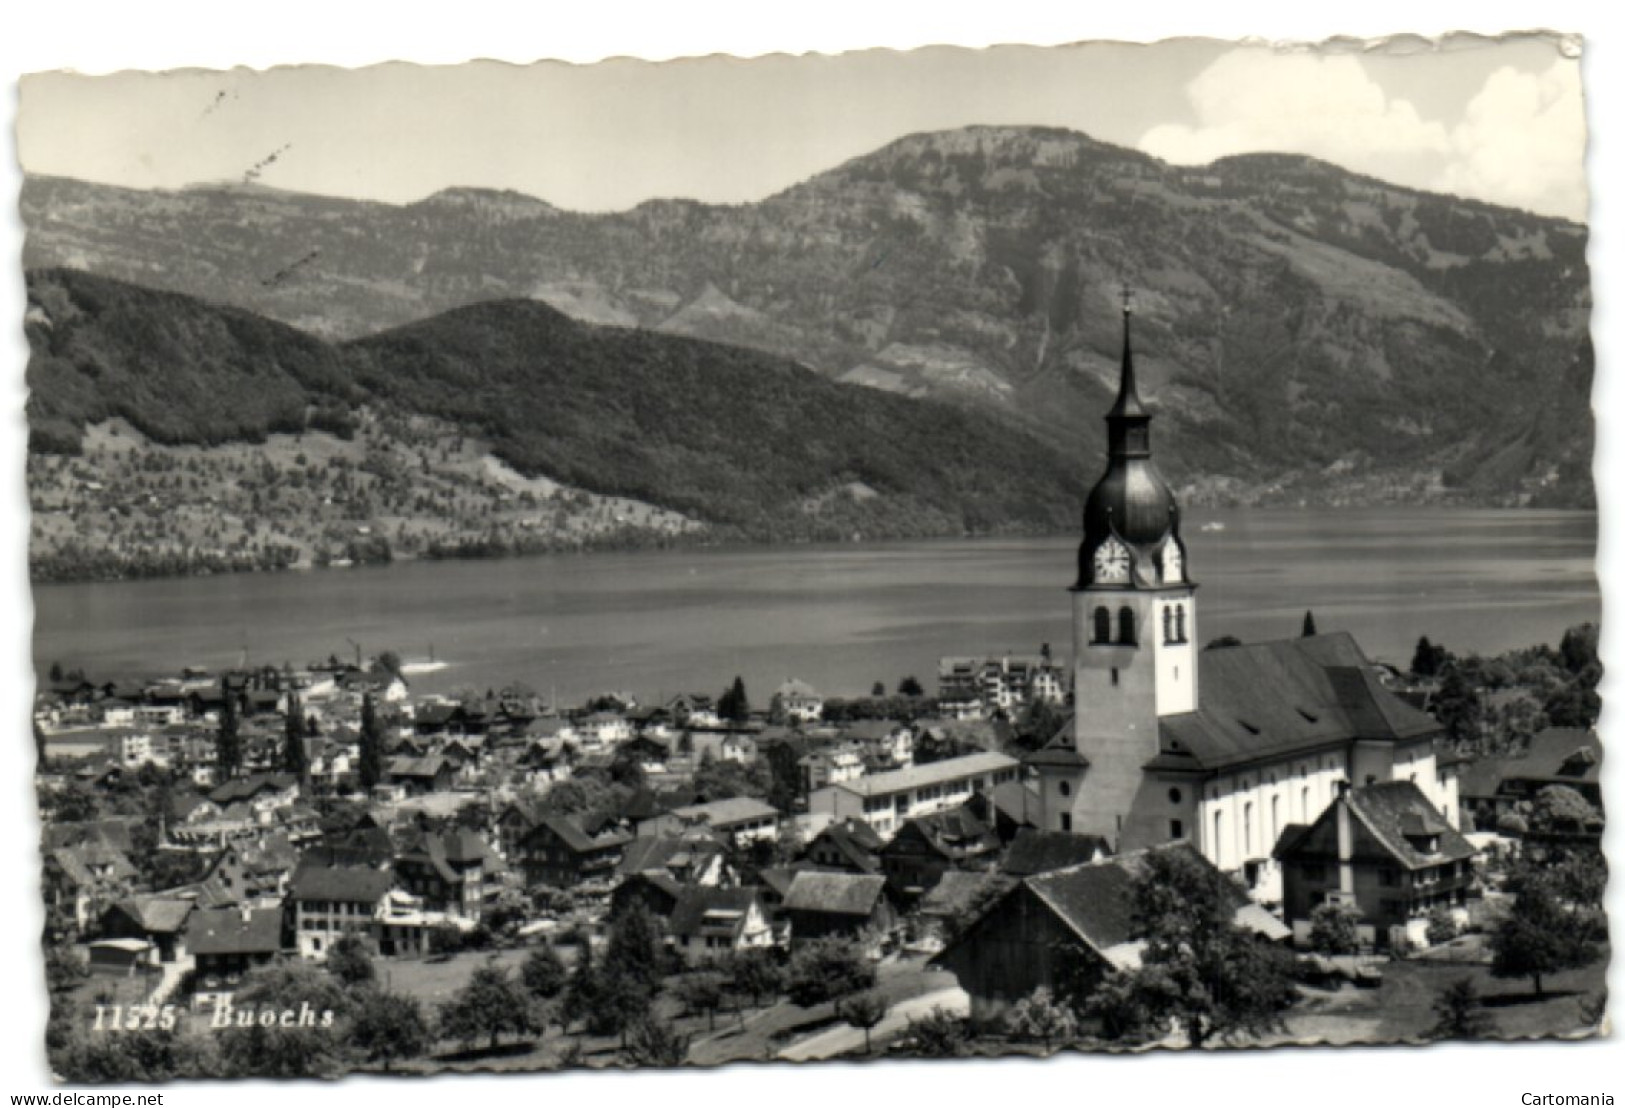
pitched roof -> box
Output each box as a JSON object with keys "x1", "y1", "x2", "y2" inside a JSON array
[
  {"x1": 888, "y1": 806, "x2": 1000, "y2": 860},
  {"x1": 617, "y1": 834, "x2": 724, "y2": 877},
  {"x1": 286, "y1": 856, "x2": 394, "y2": 903},
  {"x1": 830, "y1": 751, "x2": 1019, "y2": 798},
  {"x1": 387, "y1": 754, "x2": 451, "y2": 778},
  {"x1": 531, "y1": 812, "x2": 632, "y2": 854},
  {"x1": 110, "y1": 896, "x2": 194, "y2": 934},
  {"x1": 776, "y1": 678, "x2": 822, "y2": 699},
  {"x1": 919, "y1": 870, "x2": 1017, "y2": 919},
  {"x1": 185, "y1": 906, "x2": 283, "y2": 955},
  {"x1": 1157, "y1": 633, "x2": 1440, "y2": 772},
  {"x1": 1344, "y1": 782, "x2": 1479, "y2": 869},
  {"x1": 782, "y1": 871, "x2": 888, "y2": 917},
  {"x1": 1001, "y1": 828, "x2": 1113, "y2": 876},
  {"x1": 1509, "y1": 728, "x2": 1603, "y2": 786},
  {"x1": 208, "y1": 772, "x2": 298, "y2": 805},
  {"x1": 670, "y1": 797, "x2": 779, "y2": 827},
  {"x1": 668, "y1": 886, "x2": 764, "y2": 940}
]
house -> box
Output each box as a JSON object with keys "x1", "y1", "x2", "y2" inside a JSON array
[
  {"x1": 1274, "y1": 780, "x2": 1479, "y2": 950},
  {"x1": 933, "y1": 842, "x2": 1289, "y2": 1027},
  {"x1": 286, "y1": 853, "x2": 396, "y2": 960},
  {"x1": 780, "y1": 871, "x2": 895, "y2": 948},
  {"x1": 577, "y1": 711, "x2": 633, "y2": 748},
  {"x1": 385, "y1": 755, "x2": 456, "y2": 795},
  {"x1": 916, "y1": 870, "x2": 1017, "y2": 948},
  {"x1": 203, "y1": 831, "x2": 301, "y2": 907},
  {"x1": 186, "y1": 906, "x2": 284, "y2": 1004},
  {"x1": 1459, "y1": 728, "x2": 1603, "y2": 832},
  {"x1": 774, "y1": 679, "x2": 824, "y2": 724},
  {"x1": 44, "y1": 840, "x2": 139, "y2": 933},
  {"x1": 878, "y1": 806, "x2": 1002, "y2": 901},
  {"x1": 99, "y1": 896, "x2": 195, "y2": 963},
  {"x1": 517, "y1": 813, "x2": 633, "y2": 889},
  {"x1": 937, "y1": 653, "x2": 1067, "y2": 715},
  {"x1": 617, "y1": 831, "x2": 731, "y2": 887},
  {"x1": 1000, "y1": 828, "x2": 1114, "y2": 877},
  {"x1": 393, "y1": 829, "x2": 506, "y2": 922},
  {"x1": 841, "y1": 720, "x2": 915, "y2": 770},
  {"x1": 667, "y1": 886, "x2": 775, "y2": 964},
  {"x1": 804, "y1": 818, "x2": 884, "y2": 875},
  {"x1": 207, "y1": 772, "x2": 301, "y2": 815},
  {"x1": 640, "y1": 797, "x2": 780, "y2": 845},
  {"x1": 809, "y1": 751, "x2": 1022, "y2": 836},
  {"x1": 611, "y1": 871, "x2": 686, "y2": 921},
  {"x1": 966, "y1": 780, "x2": 1043, "y2": 844},
  {"x1": 799, "y1": 743, "x2": 866, "y2": 795},
  {"x1": 667, "y1": 693, "x2": 721, "y2": 728},
  {"x1": 691, "y1": 730, "x2": 759, "y2": 765}
]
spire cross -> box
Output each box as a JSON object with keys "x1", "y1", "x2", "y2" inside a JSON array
[{"x1": 1121, "y1": 283, "x2": 1134, "y2": 315}]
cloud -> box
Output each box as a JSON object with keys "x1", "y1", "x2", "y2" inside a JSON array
[
  {"x1": 1139, "y1": 50, "x2": 1587, "y2": 222},
  {"x1": 1139, "y1": 52, "x2": 1451, "y2": 174},
  {"x1": 1434, "y1": 61, "x2": 1587, "y2": 222}
]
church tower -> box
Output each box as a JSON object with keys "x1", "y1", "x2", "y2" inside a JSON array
[{"x1": 1035, "y1": 293, "x2": 1197, "y2": 845}]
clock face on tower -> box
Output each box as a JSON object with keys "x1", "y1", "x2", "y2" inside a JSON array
[{"x1": 1093, "y1": 538, "x2": 1131, "y2": 583}]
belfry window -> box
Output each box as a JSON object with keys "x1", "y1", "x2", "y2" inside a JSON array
[
  {"x1": 1118, "y1": 606, "x2": 1137, "y2": 645},
  {"x1": 1093, "y1": 607, "x2": 1111, "y2": 645},
  {"x1": 1163, "y1": 607, "x2": 1174, "y2": 644},
  {"x1": 1175, "y1": 605, "x2": 1187, "y2": 643}
]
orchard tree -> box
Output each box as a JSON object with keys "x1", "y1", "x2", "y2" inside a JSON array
[
  {"x1": 350, "y1": 989, "x2": 432, "y2": 1071},
  {"x1": 325, "y1": 933, "x2": 375, "y2": 986},
  {"x1": 1492, "y1": 868, "x2": 1600, "y2": 997},
  {"x1": 1429, "y1": 978, "x2": 1493, "y2": 1040},
  {"x1": 438, "y1": 963, "x2": 541, "y2": 1051},
  {"x1": 1307, "y1": 901, "x2": 1363, "y2": 955},
  {"x1": 521, "y1": 944, "x2": 568, "y2": 1000},
  {"x1": 1005, "y1": 987, "x2": 1079, "y2": 1051},
  {"x1": 839, "y1": 991, "x2": 889, "y2": 1055}
]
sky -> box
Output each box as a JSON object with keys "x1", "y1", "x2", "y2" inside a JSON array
[{"x1": 17, "y1": 33, "x2": 1588, "y2": 220}]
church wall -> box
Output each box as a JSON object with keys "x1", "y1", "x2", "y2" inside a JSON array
[
  {"x1": 1151, "y1": 593, "x2": 1198, "y2": 715},
  {"x1": 1196, "y1": 749, "x2": 1350, "y2": 872},
  {"x1": 1118, "y1": 773, "x2": 1200, "y2": 854}
]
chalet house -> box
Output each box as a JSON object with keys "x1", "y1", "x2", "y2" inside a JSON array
[
  {"x1": 667, "y1": 693, "x2": 721, "y2": 728},
  {"x1": 286, "y1": 854, "x2": 395, "y2": 960},
  {"x1": 691, "y1": 730, "x2": 759, "y2": 765},
  {"x1": 621, "y1": 732, "x2": 678, "y2": 767},
  {"x1": 799, "y1": 743, "x2": 866, "y2": 795},
  {"x1": 45, "y1": 841, "x2": 139, "y2": 933},
  {"x1": 208, "y1": 772, "x2": 301, "y2": 818},
  {"x1": 495, "y1": 799, "x2": 544, "y2": 861},
  {"x1": 1459, "y1": 728, "x2": 1603, "y2": 832},
  {"x1": 412, "y1": 702, "x2": 459, "y2": 737},
  {"x1": 99, "y1": 896, "x2": 195, "y2": 963},
  {"x1": 780, "y1": 871, "x2": 895, "y2": 948},
  {"x1": 1274, "y1": 780, "x2": 1479, "y2": 950},
  {"x1": 611, "y1": 871, "x2": 685, "y2": 921},
  {"x1": 617, "y1": 831, "x2": 730, "y2": 887},
  {"x1": 393, "y1": 830, "x2": 506, "y2": 922},
  {"x1": 524, "y1": 717, "x2": 580, "y2": 746},
  {"x1": 385, "y1": 754, "x2": 455, "y2": 796},
  {"x1": 43, "y1": 819, "x2": 137, "y2": 854},
  {"x1": 204, "y1": 831, "x2": 300, "y2": 907},
  {"x1": 640, "y1": 797, "x2": 780, "y2": 845},
  {"x1": 774, "y1": 679, "x2": 824, "y2": 724},
  {"x1": 810, "y1": 751, "x2": 1022, "y2": 837},
  {"x1": 933, "y1": 843, "x2": 1289, "y2": 1027},
  {"x1": 517, "y1": 813, "x2": 632, "y2": 889},
  {"x1": 668, "y1": 886, "x2": 774, "y2": 964},
  {"x1": 842, "y1": 720, "x2": 915, "y2": 770},
  {"x1": 804, "y1": 818, "x2": 884, "y2": 875},
  {"x1": 186, "y1": 906, "x2": 284, "y2": 1004},
  {"x1": 577, "y1": 711, "x2": 633, "y2": 748},
  {"x1": 1000, "y1": 828, "x2": 1114, "y2": 877},
  {"x1": 879, "y1": 806, "x2": 1002, "y2": 901}
]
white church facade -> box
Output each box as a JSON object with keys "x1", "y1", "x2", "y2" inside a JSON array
[{"x1": 1027, "y1": 298, "x2": 1460, "y2": 899}]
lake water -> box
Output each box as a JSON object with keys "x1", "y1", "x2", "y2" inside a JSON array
[{"x1": 31, "y1": 509, "x2": 1598, "y2": 705}]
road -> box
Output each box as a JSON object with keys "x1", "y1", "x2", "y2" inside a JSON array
[{"x1": 776, "y1": 986, "x2": 969, "y2": 1061}]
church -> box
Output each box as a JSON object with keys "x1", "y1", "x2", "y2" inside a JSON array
[{"x1": 1028, "y1": 297, "x2": 1460, "y2": 898}]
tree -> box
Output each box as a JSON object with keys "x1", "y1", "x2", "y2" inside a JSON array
[
  {"x1": 521, "y1": 944, "x2": 568, "y2": 1000},
  {"x1": 624, "y1": 1015, "x2": 690, "y2": 1066},
  {"x1": 718, "y1": 676, "x2": 751, "y2": 724},
  {"x1": 903, "y1": 1007, "x2": 969, "y2": 1057},
  {"x1": 350, "y1": 989, "x2": 432, "y2": 1071},
  {"x1": 1307, "y1": 901, "x2": 1363, "y2": 955},
  {"x1": 872, "y1": 681, "x2": 887, "y2": 697},
  {"x1": 722, "y1": 947, "x2": 785, "y2": 1009},
  {"x1": 215, "y1": 964, "x2": 352, "y2": 1077},
  {"x1": 786, "y1": 938, "x2": 874, "y2": 1006},
  {"x1": 1301, "y1": 610, "x2": 1317, "y2": 637},
  {"x1": 216, "y1": 685, "x2": 242, "y2": 781},
  {"x1": 282, "y1": 692, "x2": 308, "y2": 783},
  {"x1": 1428, "y1": 978, "x2": 1493, "y2": 1040},
  {"x1": 838, "y1": 991, "x2": 888, "y2": 1054},
  {"x1": 438, "y1": 963, "x2": 541, "y2": 1050},
  {"x1": 672, "y1": 970, "x2": 728, "y2": 1030},
  {"x1": 325, "y1": 933, "x2": 375, "y2": 986},
  {"x1": 358, "y1": 691, "x2": 383, "y2": 790},
  {"x1": 898, "y1": 676, "x2": 925, "y2": 698},
  {"x1": 1114, "y1": 848, "x2": 1298, "y2": 1046},
  {"x1": 562, "y1": 939, "x2": 600, "y2": 1032},
  {"x1": 585, "y1": 966, "x2": 653, "y2": 1043},
  {"x1": 1013, "y1": 697, "x2": 1065, "y2": 752},
  {"x1": 1492, "y1": 868, "x2": 1600, "y2": 997},
  {"x1": 1529, "y1": 784, "x2": 1600, "y2": 837},
  {"x1": 1425, "y1": 906, "x2": 1460, "y2": 947},
  {"x1": 1432, "y1": 668, "x2": 1483, "y2": 745},
  {"x1": 1411, "y1": 636, "x2": 1448, "y2": 678},
  {"x1": 603, "y1": 902, "x2": 667, "y2": 991},
  {"x1": 1005, "y1": 986, "x2": 1079, "y2": 1051}
]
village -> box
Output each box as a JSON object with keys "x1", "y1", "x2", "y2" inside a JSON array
[{"x1": 34, "y1": 620, "x2": 1606, "y2": 1078}]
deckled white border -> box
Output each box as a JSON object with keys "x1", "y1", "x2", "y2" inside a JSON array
[{"x1": 1, "y1": 3, "x2": 1618, "y2": 1103}]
